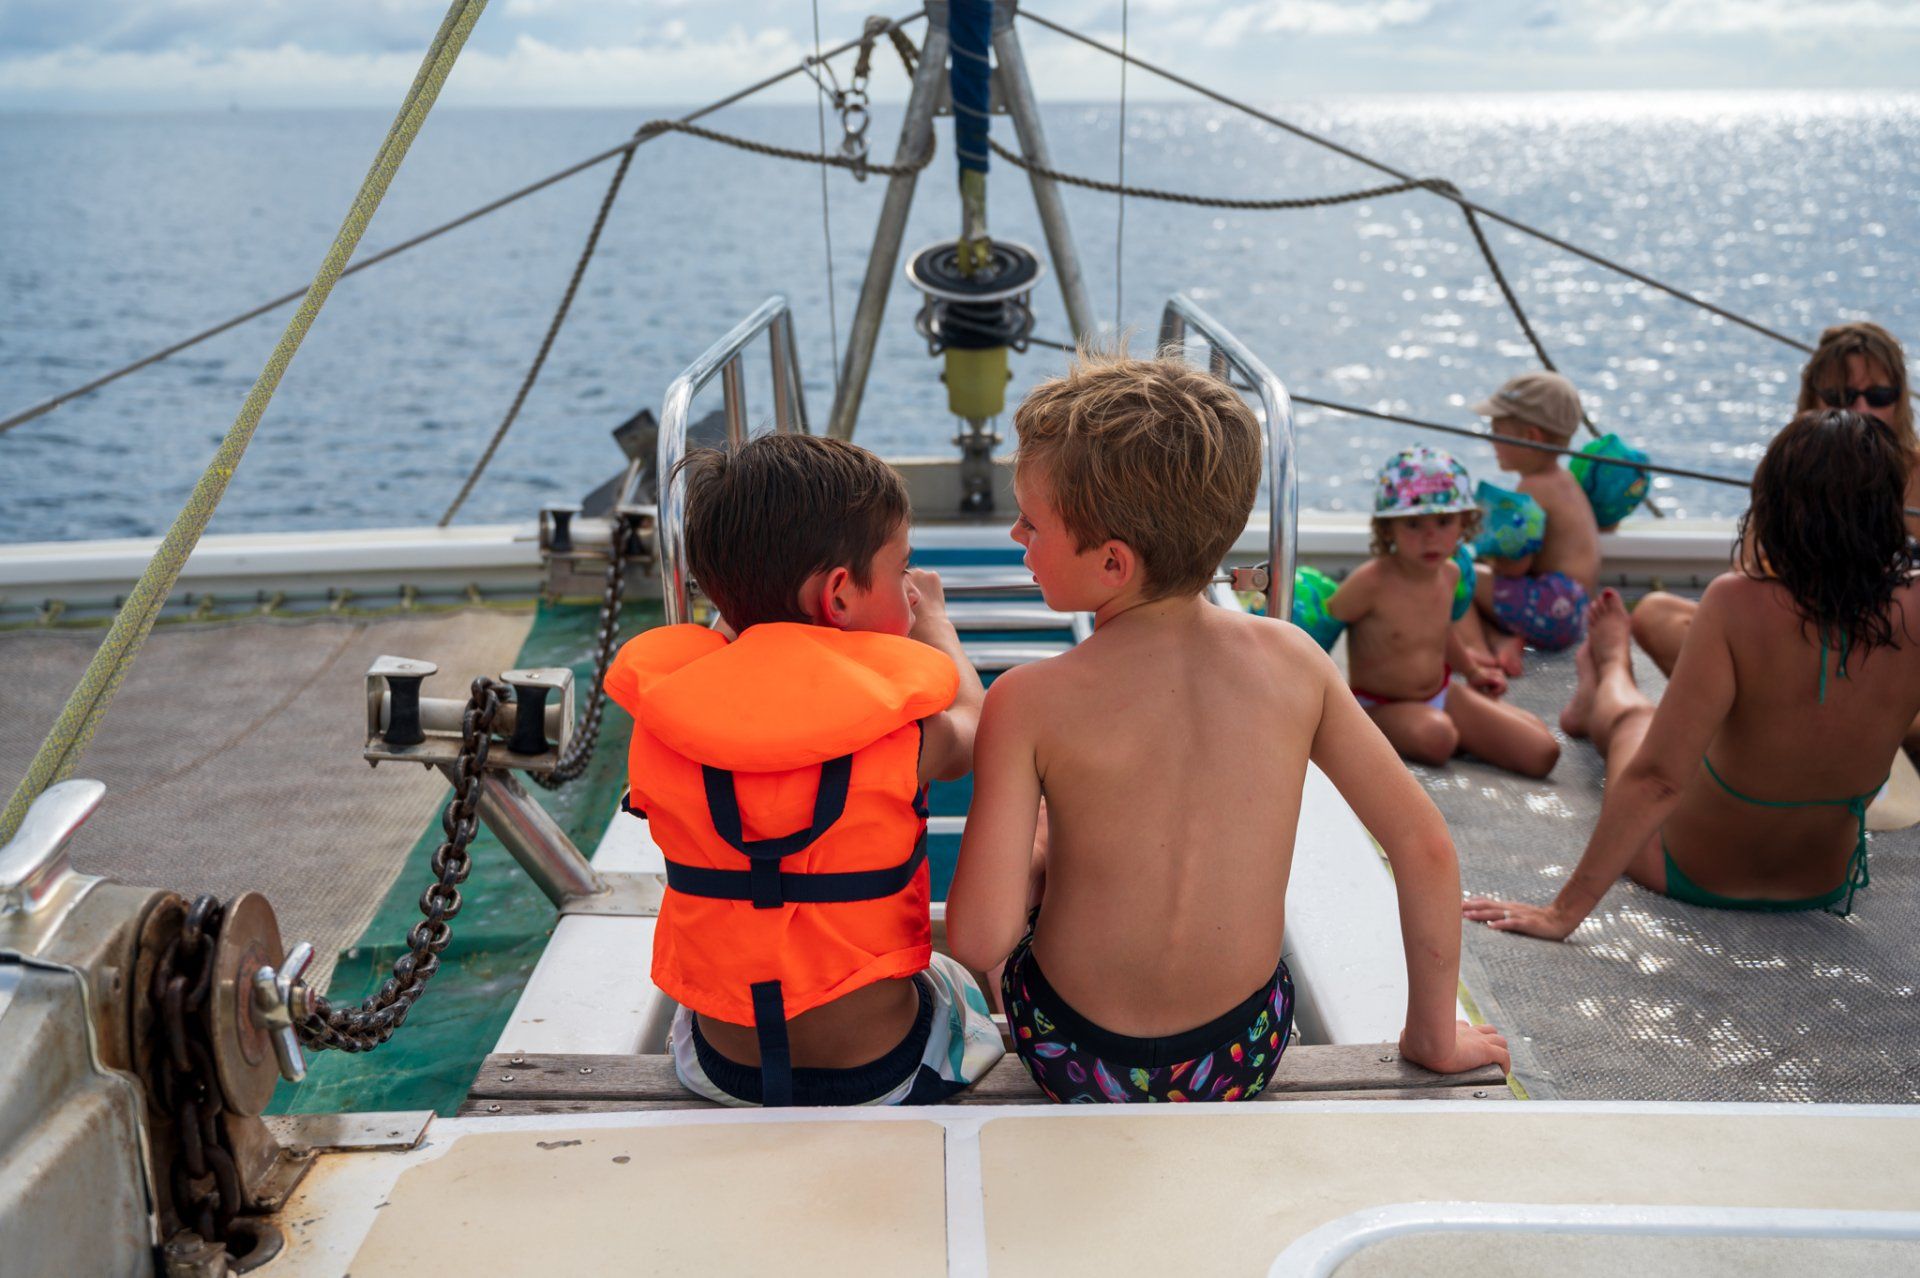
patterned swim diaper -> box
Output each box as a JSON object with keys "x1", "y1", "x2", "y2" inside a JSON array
[{"x1": 1490, "y1": 571, "x2": 1589, "y2": 651}]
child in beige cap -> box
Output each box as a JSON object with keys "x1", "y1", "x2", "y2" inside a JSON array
[{"x1": 1455, "y1": 371, "x2": 1601, "y2": 677}]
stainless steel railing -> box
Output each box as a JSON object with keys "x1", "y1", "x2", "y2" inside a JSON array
[
  {"x1": 657, "y1": 295, "x2": 809, "y2": 624},
  {"x1": 1158, "y1": 293, "x2": 1298, "y2": 620}
]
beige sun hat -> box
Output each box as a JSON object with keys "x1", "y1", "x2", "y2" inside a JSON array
[{"x1": 1473, "y1": 370, "x2": 1583, "y2": 441}]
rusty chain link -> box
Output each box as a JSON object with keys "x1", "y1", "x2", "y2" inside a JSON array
[
  {"x1": 149, "y1": 895, "x2": 245, "y2": 1247},
  {"x1": 298, "y1": 677, "x2": 500, "y2": 1053},
  {"x1": 530, "y1": 516, "x2": 635, "y2": 790}
]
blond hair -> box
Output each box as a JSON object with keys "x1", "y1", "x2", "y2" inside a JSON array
[
  {"x1": 1796, "y1": 321, "x2": 1915, "y2": 453},
  {"x1": 1013, "y1": 347, "x2": 1261, "y2": 598}
]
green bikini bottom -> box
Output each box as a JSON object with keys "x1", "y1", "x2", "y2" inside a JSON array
[
  {"x1": 1660, "y1": 842, "x2": 1853, "y2": 914},
  {"x1": 1659, "y1": 757, "x2": 1885, "y2": 917}
]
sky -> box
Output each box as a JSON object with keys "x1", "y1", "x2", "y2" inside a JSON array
[{"x1": 2, "y1": 0, "x2": 1919, "y2": 110}]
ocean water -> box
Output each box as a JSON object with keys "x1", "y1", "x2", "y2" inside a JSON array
[{"x1": 2, "y1": 93, "x2": 1915, "y2": 544}]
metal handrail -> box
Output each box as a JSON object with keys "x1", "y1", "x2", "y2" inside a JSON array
[
  {"x1": 657, "y1": 295, "x2": 809, "y2": 624},
  {"x1": 1158, "y1": 293, "x2": 1298, "y2": 620}
]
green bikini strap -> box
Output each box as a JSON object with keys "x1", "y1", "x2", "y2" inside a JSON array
[
  {"x1": 1817, "y1": 628, "x2": 1852, "y2": 705},
  {"x1": 1700, "y1": 756, "x2": 1885, "y2": 811}
]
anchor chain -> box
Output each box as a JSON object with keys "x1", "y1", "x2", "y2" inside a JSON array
[
  {"x1": 149, "y1": 895, "x2": 246, "y2": 1247},
  {"x1": 299, "y1": 677, "x2": 501, "y2": 1053},
  {"x1": 529, "y1": 513, "x2": 635, "y2": 790}
]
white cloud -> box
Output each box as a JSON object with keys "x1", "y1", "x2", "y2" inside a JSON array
[
  {"x1": 0, "y1": 28, "x2": 813, "y2": 106},
  {"x1": 1262, "y1": 1, "x2": 1434, "y2": 37},
  {"x1": 1589, "y1": 0, "x2": 1920, "y2": 41},
  {"x1": 1199, "y1": 1, "x2": 1432, "y2": 49}
]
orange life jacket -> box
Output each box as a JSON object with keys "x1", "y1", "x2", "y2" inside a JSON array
[{"x1": 604, "y1": 622, "x2": 957, "y2": 1101}]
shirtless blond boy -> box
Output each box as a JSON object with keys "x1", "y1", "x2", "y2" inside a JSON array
[
  {"x1": 944, "y1": 353, "x2": 1509, "y2": 1103},
  {"x1": 1333, "y1": 446, "x2": 1559, "y2": 778},
  {"x1": 1455, "y1": 371, "x2": 1602, "y2": 676}
]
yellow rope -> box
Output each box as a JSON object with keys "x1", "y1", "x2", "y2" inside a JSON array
[{"x1": 0, "y1": 0, "x2": 487, "y2": 843}]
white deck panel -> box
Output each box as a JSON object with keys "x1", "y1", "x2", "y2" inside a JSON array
[{"x1": 272, "y1": 1101, "x2": 1920, "y2": 1278}]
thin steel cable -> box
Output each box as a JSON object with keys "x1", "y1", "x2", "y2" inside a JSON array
[
  {"x1": 1113, "y1": 0, "x2": 1129, "y2": 328},
  {"x1": 1016, "y1": 8, "x2": 1818, "y2": 356},
  {"x1": 988, "y1": 139, "x2": 1440, "y2": 208},
  {"x1": 0, "y1": 0, "x2": 486, "y2": 843},
  {"x1": 1028, "y1": 332, "x2": 1731, "y2": 486},
  {"x1": 437, "y1": 142, "x2": 637, "y2": 525},
  {"x1": 812, "y1": 0, "x2": 842, "y2": 397},
  {"x1": 0, "y1": 14, "x2": 925, "y2": 442},
  {"x1": 1289, "y1": 394, "x2": 1746, "y2": 488},
  {"x1": 435, "y1": 118, "x2": 935, "y2": 522}
]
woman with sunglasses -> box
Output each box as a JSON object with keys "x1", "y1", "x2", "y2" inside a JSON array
[{"x1": 1631, "y1": 322, "x2": 1917, "y2": 686}]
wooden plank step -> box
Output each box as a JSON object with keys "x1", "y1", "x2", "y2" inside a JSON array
[
  {"x1": 458, "y1": 1081, "x2": 1505, "y2": 1119},
  {"x1": 465, "y1": 1044, "x2": 1510, "y2": 1113}
]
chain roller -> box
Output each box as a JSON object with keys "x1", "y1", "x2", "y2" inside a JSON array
[
  {"x1": 298, "y1": 677, "x2": 500, "y2": 1053},
  {"x1": 530, "y1": 515, "x2": 635, "y2": 790}
]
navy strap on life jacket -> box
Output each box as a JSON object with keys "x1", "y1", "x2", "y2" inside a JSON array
[
  {"x1": 656, "y1": 753, "x2": 929, "y2": 911},
  {"x1": 750, "y1": 981, "x2": 793, "y2": 1107},
  {"x1": 663, "y1": 835, "x2": 928, "y2": 909}
]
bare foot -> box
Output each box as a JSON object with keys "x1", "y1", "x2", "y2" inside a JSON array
[
  {"x1": 1491, "y1": 629, "x2": 1526, "y2": 677},
  {"x1": 1587, "y1": 587, "x2": 1632, "y2": 672},
  {"x1": 1560, "y1": 637, "x2": 1597, "y2": 738}
]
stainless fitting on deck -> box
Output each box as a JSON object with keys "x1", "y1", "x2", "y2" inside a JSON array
[{"x1": 362, "y1": 657, "x2": 661, "y2": 920}]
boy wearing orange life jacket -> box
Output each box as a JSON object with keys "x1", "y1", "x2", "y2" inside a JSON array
[{"x1": 604, "y1": 433, "x2": 1003, "y2": 1106}]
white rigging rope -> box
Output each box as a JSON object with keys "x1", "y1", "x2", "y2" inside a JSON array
[
  {"x1": 812, "y1": 0, "x2": 843, "y2": 395},
  {"x1": 1113, "y1": 0, "x2": 1129, "y2": 330}
]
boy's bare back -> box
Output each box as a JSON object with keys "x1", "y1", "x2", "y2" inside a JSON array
[
  {"x1": 1519, "y1": 466, "x2": 1600, "y2": 592},
  {"x1": 993, "y1": 597, "x2": 1326, "y2": 1037}
]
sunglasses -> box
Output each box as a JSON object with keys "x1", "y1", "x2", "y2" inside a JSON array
[{"x1": 1817, "y1": 384, "x2": 1901, "y2": 410}]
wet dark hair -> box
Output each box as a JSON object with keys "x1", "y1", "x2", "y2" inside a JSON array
[
  {"x1": 678, "y1": 433, "x2": 909, "y2": 629},
  {"x1": 1737, "y1": 409, "x2": 1914, "y2": 655}
]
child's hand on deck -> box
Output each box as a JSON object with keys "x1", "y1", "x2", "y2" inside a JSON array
[
  {"x1": 1399, "y1": 1020, "x2": 1511, "y2": 1076},
  {"x1": 1467, "y1": 664, "x2": 1508, "y2": 697},
  {"x1": 1462, "y1": 895, "x2": 1580, "y2": 941}
]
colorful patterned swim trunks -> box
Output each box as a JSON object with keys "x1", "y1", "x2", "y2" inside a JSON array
[
  {"x1": 1490, "y1": 570, "x2": 1589, "y2": 652},
  {"x1": 1001, "y1": 930, "x2": 1293, "y2": 1104}
]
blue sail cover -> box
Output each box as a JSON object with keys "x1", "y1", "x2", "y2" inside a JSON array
[{"x1": 949, "y1": 0, "x2": 993, "y2": 173}]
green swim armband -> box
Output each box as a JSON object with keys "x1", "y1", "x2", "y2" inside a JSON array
[
  {"x1": 1569, "y1": 433, "x2": 1652, "y2": 530},
  {"x1": 1473, "y1": 480, "x2": 1547, "y2": 560},
  {"x1": 1451, "y1": 544, "x2": 1475, "y2": 621},
  {"x1": 1290, "y1": 565, "x2": 1346, "y2": 651}
]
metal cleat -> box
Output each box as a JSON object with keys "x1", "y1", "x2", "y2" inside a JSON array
[{"x1": 0, "y1": 778, "x2": 102, "y2": 917}]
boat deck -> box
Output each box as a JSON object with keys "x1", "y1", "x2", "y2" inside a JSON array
[
  {"x1": 1422, "y1": 642, "x2": 1920, "y2": 1102},
  {"x1": 0, "y1": 607, "x2": 535, "y2": 991},
  {"x1": 275, "y1": 1100, "x2": 1920, "y2": 1276}
]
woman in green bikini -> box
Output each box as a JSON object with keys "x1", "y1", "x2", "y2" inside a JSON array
[{"x1": 1464, "y1": 409, "x2": 1920, "y2": 938}]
